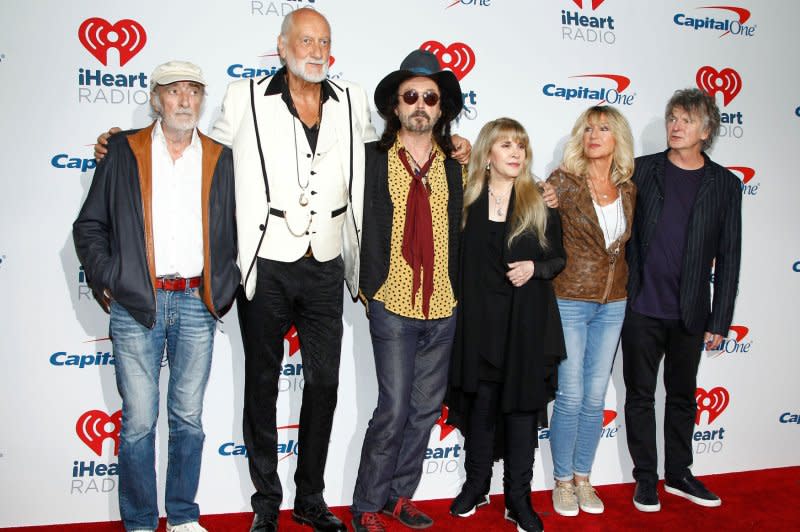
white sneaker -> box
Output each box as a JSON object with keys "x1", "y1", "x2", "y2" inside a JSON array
[
  {"x1": 552, "y1": 480, "x2": 579, "y2": 517},
  {"x1": 575, "y1": 479, "x2": 604, "y2": 514},
  {"x1": 166, "y1": 522, "x2": 207, "y2": 532}
]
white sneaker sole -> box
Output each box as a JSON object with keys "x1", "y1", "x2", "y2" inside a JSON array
[
  {"x1": 578, "y1": 502, "x2": 604, "y2": 514},
  {"x1": 553, "y1": 503, "x2": 579, "y2": 517},
  {"x1": 633, "y1": 496, "x2": 661, "y2": 512},
  {"x1": 504, "y1": 509, "x2": 542, "y2": 532},
  {"x1": 452, "y1": 495, "x2": 489, "y2": 517},
  {"x1": 664, "y1": 484, "x2": 722, "y2": 507}
]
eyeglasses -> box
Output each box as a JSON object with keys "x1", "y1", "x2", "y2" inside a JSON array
[{"x1": 399, "y1": 89, "x2": 440, "y2": 106}]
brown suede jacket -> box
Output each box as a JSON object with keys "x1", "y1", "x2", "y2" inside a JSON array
[{"x1": 547, "y1": 169, "x2": 635, "y2": 303}]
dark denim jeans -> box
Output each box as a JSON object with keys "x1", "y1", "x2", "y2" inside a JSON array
[
  {"x1": 110, "y1": 288, "x2": 216, "y2": 531},
  {"x1": 351, "y1": 300, "x2": 457, "y2": 515}
]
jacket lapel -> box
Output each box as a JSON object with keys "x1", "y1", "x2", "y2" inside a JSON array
[{"x1": 126, "y1": 123, "x2": 157, "y2": 300}]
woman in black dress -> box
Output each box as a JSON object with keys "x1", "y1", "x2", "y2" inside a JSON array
[{"x1": 447, "y1": 118, "x2": 566, "y2": 532}]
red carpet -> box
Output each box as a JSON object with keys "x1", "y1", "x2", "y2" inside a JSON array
[{"x1": 3, "y1": 467, "x2": 797, "y2": 531}]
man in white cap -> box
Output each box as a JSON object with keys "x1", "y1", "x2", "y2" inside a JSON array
[{"x1": 74, "y1": 60, "x2": 239, "y2": 532}]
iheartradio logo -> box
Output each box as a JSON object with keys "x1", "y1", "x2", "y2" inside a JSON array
[
  {"x1": 696, "y1": 66, "x2": 742, "y2": 106},
  {"x1": 573, "y1": 0, "x2": 605, "y2": 8},
  {"x1": 420, "y1": 41, "x2": 475, "y2": 81},
  {"x1": 76, "y1": 409, "x2": 121, "y2": 456},
  {"x1": 695, "y1": 386, "x2": 730, "y2": 425},
  {"x1": 78, "y1": 18, "x2": 146, "y2": 67}
]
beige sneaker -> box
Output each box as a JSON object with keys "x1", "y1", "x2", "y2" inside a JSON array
[
  {"x1": 552, "y1": 480, "x2": 579, "y2": 517},
  {"x1": 575, "y1": 479, "x2": 604, "y2": 514}
]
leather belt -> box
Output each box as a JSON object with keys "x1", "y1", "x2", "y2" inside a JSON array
[
  {"x1": 269, "y1": 205, "x2": 348, "y2": 218},
  {"x1": 155, "y1": 276, "x2": 201, "y2": 291}
]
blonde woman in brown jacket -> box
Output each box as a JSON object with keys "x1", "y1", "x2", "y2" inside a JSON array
[{"x1": 546, "y1": 106, "x2": 636, "y2": 518}]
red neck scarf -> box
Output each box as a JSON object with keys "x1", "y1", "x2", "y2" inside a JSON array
[{"x1": 398, "y1": 147, "x2": 436, "y2": 317}]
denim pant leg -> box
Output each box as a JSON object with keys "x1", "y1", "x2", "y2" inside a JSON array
[
  {"x1": 572, "y1": 300, "x2": 625, "y2": 476},
  {"x1": 352, "y1": 302, "x2": 439, "y2": 514},
  {"x1": 550, "y1": 299, "x2": 588, "y2": 481},
  {"x1": 163, "y1": 288, "x2": 216, "y2": 526},
  {"x1": 110, "y1": 298, "x2": 167, "y2": 531},
  {"x1": 550, "y1": 299, "x2": 624, "y2": 480},
  {"x1": 389, "y1": 310, "x2": 456, "y2": 499}
]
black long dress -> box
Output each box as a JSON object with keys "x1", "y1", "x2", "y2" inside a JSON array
[{"x1": 447, "y1": 187, "x2": 567, "y2": 458}]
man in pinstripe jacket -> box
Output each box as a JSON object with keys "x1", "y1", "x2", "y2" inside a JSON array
[{"x1": 621, "y1": 88, "x2": 742, "y2": 512}]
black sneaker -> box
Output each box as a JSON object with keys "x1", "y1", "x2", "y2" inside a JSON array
[
  {"x1": 665, "y1": 473, "x2": 722, "y2": 507},
  {"x1": 633, "y1": 479, "x2": 661, "y2": 512},
  {"x1": 504, "y1": 495, "x2": 544, "y2": 532},
  {"x1": 450, "y1": 487, "x2": 490, "y2": 517},
  {"x1": 382, "y1": 497, "x2": 433, "y2": 529}
]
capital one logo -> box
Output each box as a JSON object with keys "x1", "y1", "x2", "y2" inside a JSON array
[
  {"x1": 78, "y1": 18, "x2": 146, "y2": 67},
  {"x1": 695, "y1": 387, "x2": 729, "y2": 425},
  {"x1": 696, "y1": 66, "x2": 741, "y2": 106},
  {"x1": 76, "y1": 409, "x2": 121, "y2": 456},
  {"x1": 277, "y1": 423, "x2": 300, "y2": 461},
  {"x1": 420, "y1": 41, "x2": 475, "y2": 81},
  {"x1": 572, "y1": 0, "x2": 605, "y2": 8},
  {"x1": 727, "y1": 166, "x2": 754, "y2": 184}
]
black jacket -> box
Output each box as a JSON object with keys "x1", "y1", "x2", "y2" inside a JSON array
[
  {"x1": 359, "y1": 141, "x2": 463, "y2": 301},
  {"x1": 449, "y1": 188, "x2": 566, "y2": 424},
  {"x1": 626, "y1": 150, "x2": 741, "y2": 334},
  {"x1": 73, "y1": 123, "x2": 240, "y2": 327}
]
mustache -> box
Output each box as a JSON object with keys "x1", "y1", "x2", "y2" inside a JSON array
[{"x1": 410, "y1": 110, "x2": 430, "y2": 119}]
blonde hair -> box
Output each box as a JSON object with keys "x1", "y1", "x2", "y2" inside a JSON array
[
  {"x1": 463, "y1": 117, "x2": 549, "y2": 248},
  {"x1": 561, "y1": 105, "x2": 634, "y2": 185}
]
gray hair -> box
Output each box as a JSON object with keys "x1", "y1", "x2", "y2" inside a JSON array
[{"x1": 665, "y1": 88, "x2": 721, "y2": 151}]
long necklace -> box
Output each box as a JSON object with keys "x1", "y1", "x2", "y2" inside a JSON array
[
  {"x1": 288, "y1": 87, "x2": 323, "y2": 208},
  {"x1": 403, "y1": 147, "x2": 434, "y2": 193},
  {"x1": 588, "y1": 178, "x2": 623, "y2": 254},
  {"x1": 488, "y1": 186, "x2": 510, "y2": 217}
]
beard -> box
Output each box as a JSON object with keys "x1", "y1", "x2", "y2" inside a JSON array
[
  {"x1": 162, "y1": 109, "x2": 198, "y2": 133},
  {"x1": 398, "y1": 109, "x2": 441, "y2": 133},
  {"x1": 286, "y1": 52, "x2": 329, "y2": 83}
]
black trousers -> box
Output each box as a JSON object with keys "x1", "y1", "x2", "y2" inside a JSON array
[
  {"x1": 621, "y1": 307, "x2": 703, "y2": 483},
  {"x1": 463, "y1": 381, "x2": 538, "y2": 502},
  {"x1": 237, "y1": 256, "x2": 344, "y2": 515}
]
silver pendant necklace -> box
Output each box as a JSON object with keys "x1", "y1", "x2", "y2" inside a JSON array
[{"x1": 488, "y1": 186, "x2": 509, "y2": 217}]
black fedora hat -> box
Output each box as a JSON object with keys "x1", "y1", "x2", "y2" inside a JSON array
[{"x1": 374, "y1": 49, "x2": 463, "y2": 119}]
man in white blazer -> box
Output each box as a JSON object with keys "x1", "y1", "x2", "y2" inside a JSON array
[{"x1": 208, "y1": 8, "x2": 376, "y2": 532}]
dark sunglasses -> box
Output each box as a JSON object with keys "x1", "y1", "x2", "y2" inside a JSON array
[{"x1": 399, "y1": 89, "x2": 440, "y2": 106}]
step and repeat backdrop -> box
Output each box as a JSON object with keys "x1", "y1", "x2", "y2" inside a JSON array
[{"x1": 1, "y1": 0, "x2": 799, "y2": 527}]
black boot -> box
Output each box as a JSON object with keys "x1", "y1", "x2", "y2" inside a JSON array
[{"x1": 503, "y1": 412, "x2": 543, "y2": 531}]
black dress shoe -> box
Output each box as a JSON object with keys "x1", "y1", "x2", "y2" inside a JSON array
[
  {"x1": 665, "y1": 473, "x2": 721, "y2": 507},
  {"x1": 504, "y1": 495, "x2": 544, "y2": 532},
  {"x1": 450, "y1": 486, "x2": 490, "y2": 517},
  {"x1": 633, "y1": 479, "x2": 661, "y2": 512},
  {"x1": 250, "y1": 513, "x2": 278, "y2": 532},
  {"x1": 292, "y1": 501, "x2": 347, "y2": 531}
]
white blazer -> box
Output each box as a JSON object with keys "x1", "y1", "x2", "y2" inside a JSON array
[{"x1": 210, "y1": 73, "x2": 378, "y2": 300}]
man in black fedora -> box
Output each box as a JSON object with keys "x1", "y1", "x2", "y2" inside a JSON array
[{"x1": 350, "y1": 49, "x2": 465, "y2": 532}]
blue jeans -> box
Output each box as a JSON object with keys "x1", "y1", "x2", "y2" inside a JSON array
[
  {"x1": 549, "y1": 298, "x2": 625, "y2": 480},
  {"x1": 351, "y1": 301, "x2": 456, "y2": 515},
  {"x1": 110, "y1": 288, "x2": 216, "y2": 530}
]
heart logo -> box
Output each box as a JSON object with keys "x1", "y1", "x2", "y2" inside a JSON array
[
  {"x1": 76, "y1": 409, "x2": 122, "y2": 456},
  {"x1": 435, "y1": 405, "x2": 458, "y2": 441},
  {"x1": 285, "y1": 324, "x2": 301, "y2": 357},
  {"x1": 573, "y1": 0, "x2": 606, "y2": 9},
  {"x1": 727, "y1": 167, "x2": 755, "y2": 185},
  {"x1": 696, "y1": 66, "x2": 742, "y2": 106},
  {"x1": 602, "y1": 409, "x2": 617, "y2": 427},
  {"x1": 695, "y1": 387, "x2": 730, "y2": 425},
  {"x1": 78, "y1": 18, "x2": 147, "y2": 67},
  {"x1": 419, "y1": 41, "x2": 475, "y2": 81}
]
